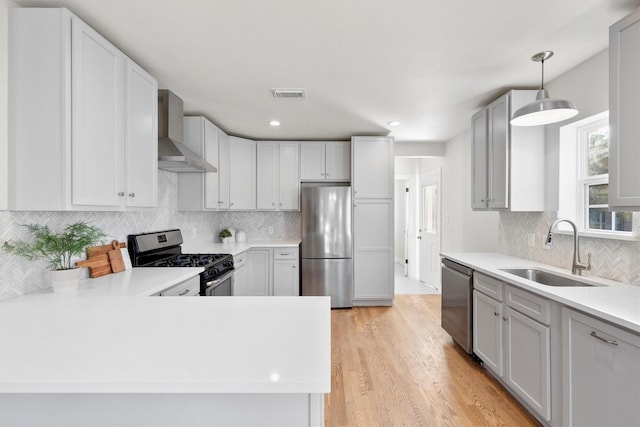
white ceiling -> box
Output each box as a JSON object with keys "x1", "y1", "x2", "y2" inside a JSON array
[{"x1": 12, "y1": 0, "x2": 640, "y2": 142}]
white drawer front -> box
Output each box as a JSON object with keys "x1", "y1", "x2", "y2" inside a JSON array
[
  {"x1": 474, "y1": 272, "x2": 503, "y2": 301},
  {"x1": 507, "y1": 285, "x2": 550, "y2": 325},
  {"x1": 273, "y1": 248, "x2": 299, "y2": 260},
  {"x1": 234, "y1": 251, "x2": 247, "y2": 267},
  {"x1": 161, "y1": 275, "x2": 200, "y2": 296}
]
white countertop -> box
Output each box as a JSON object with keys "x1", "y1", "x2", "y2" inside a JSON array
[
  {"x1": 182, "y1": 240, "x2": 300, "y2": 257},
  {"x1": 441, "y1": 252, "x2": 640, "y2": 333},
  {"x1": 71, "y1": 267, "x2": 204, "y2": 297},
  {"x1": 0, "y1": 295, "x2": 331, "y2": 394}
]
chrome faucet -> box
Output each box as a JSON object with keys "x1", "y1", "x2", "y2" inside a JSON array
[{"x1": 545, "y1": 218, "x2": 591, "y2": 275}]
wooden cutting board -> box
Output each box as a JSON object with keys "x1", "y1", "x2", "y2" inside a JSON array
[
  {"x1": 87, "y1": 241, "x2": 126, "y2": 257},
  {"x1": 76, "y1": 253, "x2": 112, "y2": 278},
  {"x1": 108, "y1": 241, "x2": 125, "y2": 273},
  {"x1": 77, "y1": 241, "x2": 128, "y2": 278}
]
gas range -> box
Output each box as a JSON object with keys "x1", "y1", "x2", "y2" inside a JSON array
[{"x1": 127, "y1": 229, "x2": 234, "y2": 295}]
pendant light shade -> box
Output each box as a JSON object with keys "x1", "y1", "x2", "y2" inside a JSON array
[{"x1": 510, "y1": 51, "x2": 578, "y2": 126}]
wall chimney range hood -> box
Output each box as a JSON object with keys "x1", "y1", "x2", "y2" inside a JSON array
[{"x1": 157, "y1": 90, "x2": 217, "y2": 173}]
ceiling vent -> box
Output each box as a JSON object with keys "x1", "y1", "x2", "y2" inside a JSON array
[{"x1": 271, "y1": 88, "x2": 306, "y2": 99}]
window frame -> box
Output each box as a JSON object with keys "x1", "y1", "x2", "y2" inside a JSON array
[{"x1": 558, "y1": 111, "x2": 636, "y2": 240}]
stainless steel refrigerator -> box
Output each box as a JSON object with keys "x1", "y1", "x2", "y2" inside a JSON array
[{"x1": 301, "y1": 185, "x2": 353, "y2": 308}]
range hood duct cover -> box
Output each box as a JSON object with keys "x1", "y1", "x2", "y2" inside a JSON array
[{"x1": 157, "y1": 90, "x2": 217, "y2": 173}]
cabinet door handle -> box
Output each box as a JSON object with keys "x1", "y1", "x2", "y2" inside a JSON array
[
  {"x1": 326, "y1": 173, "x2": 330, "y2": 177},
  {"x1": 292, "y1": 265, "x2": 296, "y2": 269},
  {"x1": 129, "y1": 193, "x2": 135, "y2": 198},
  {"x1": 272, "y1": 202, "x2": 275, "y2": 206},
  {"x1": 118, "y1": 192, "x2": 125, "y2": 197},
  {"x1": 493, "y1": 312, "x2": 499, "y2": 316},
  {"x1": 590, "y1": 331, "x2": 618, "y2": 346},
  {"x1": 503, "y1": 317, "x2": 508, "y2": 322},
  {"x1": 230, "y1": 202, "x2": 234, "y2": 206}
]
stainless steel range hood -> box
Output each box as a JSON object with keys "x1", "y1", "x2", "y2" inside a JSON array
[{"x1": 157, "y1": 90, "x2": 217, "y2": 173}]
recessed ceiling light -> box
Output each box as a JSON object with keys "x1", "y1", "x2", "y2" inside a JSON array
[
  {"x1": 269, "y1": 120, "x2": 281, "y2": 127},
  {"x1": 388, "y1": 121, "x2": 400, "y2": 127}
]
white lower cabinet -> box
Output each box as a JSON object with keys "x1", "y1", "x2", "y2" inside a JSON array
[
  {"x1": 157, "y1": 275, "x2": 200, "y2": 296},
  {"x1": 505, "y1": 307, "x2": 550, "y2": 421},
  {"x1": 247, "y1": 249, "x2": 270, "y2": 296},
  {"x1": 473, "y1": 290, "x2": 503, "y2": 375},
  {"x1": 473, "y1": 273, "x2": 551, "y2": 422},
  {"x1": 353, "y1": 199, "x2": 393, "y2": 303},
  {"x1": 241, "y1": 247, "x2": 299, "y2": 296},
  {"x1": 232, "y1": 251, "x2": 248, "y2": 296},
  {"x1": 562, "y1": 307, "x2": 640, "y2": 427},
  {"x1": 273, "y1": 248, "x2": 299, "y2": 296}
]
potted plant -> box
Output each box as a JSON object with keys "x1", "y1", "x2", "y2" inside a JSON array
[
  {"x1": 2, "y1": 222, "x2": 106, "y2": 293},
  {"x1": 219, "y1": 228, "x2": 232, "y2": 243}
]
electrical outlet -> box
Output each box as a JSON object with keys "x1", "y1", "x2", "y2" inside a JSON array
[
  {"x1": 268, "y1": 226, "x2": 274, "y2": 235},
  {"x1": 527, "y1": 233, "x2": 535, "y2": 247}
]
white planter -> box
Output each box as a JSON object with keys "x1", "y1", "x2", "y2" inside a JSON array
[{"x1": 50, "y1": 268, "x2": 81, "y2": 293}]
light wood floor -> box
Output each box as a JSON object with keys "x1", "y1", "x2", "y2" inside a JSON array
[{"x1": 325, "y1": 295, "x2": 541, "y2": 427}]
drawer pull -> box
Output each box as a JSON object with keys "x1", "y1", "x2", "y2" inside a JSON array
[
  {"x1": 178, "y1": 289, "x2": 191, "y2": 296},
  {"x1": 590, "y1": 331, "x2": 618, "y2": 346}
]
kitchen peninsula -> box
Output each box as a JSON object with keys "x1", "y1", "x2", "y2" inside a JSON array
[{"x1": 0, "y1": 281, "x2": 330, "y2": 427}]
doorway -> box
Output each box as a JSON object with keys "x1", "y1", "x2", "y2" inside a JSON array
[
  {"x1": 394, "y1": 179, "x2": 409, "y2": 276},
  {"x1": 419, "y1": 169, "x2": 441, "y2": 288}
]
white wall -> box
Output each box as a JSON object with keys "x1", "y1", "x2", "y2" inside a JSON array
[
  {"x1": 544, "y1": 49, "x2": 610, "y2": 211},
  {"x1": 0, "y1": 0, "x2": 13, "y2": 210},
  {"x1": 441, "y1": 130, "x2": 499, "y2": 252}
]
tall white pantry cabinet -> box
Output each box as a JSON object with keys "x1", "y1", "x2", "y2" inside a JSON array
[
  {"x1": 8, "y1": 8, "x2": 158, "y2": 211},
  {"x1": 351, "y1": 136, "x2": 394, "y2": 306}
]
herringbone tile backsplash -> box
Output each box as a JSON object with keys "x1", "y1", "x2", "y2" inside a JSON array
[
  {"x1": 500, "y1": 211, "x2": 640, "y2": 285},
  {"x1": 0, "y1": 171, "x2": 300, "y2": 300}
]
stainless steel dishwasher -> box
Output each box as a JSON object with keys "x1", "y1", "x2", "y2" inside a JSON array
[{"x1": 441, "y1": 258, "x2": 473, "y2": 353}]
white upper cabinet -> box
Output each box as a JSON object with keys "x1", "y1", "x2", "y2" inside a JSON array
[
  {"x1": 8, "y1": 8, "x2": 157, "y2": 211},
  {"x1": 471, "y1": 90, "x2": 545, "y2": 211},
  {"x1": 352, "y1": 136, "x2": 393, "y2": 199},
  {"x1": 471, "y1": 109, "x2": 489, "y2": 209},
  {"x1": 229, "y1": 137, "x2": 256, "y2": 210},
  {"x1": 256, "y1": 143, "x2": 278, "y2": 210},
  {"x1": 124, "y1": 59, "x2": 158, "y2": 208},
  {"x1": 178, "y1": 116, "x2": 226, "y2": 211},
  {"x1": 256, "y1": 142, "x2": 300, "y2": 211},
  {"x1": 609, "y1": 9, "x2": 640, "y2": 210},
  {"x1": 218, "y1": 131, "x2": 231, "y2": 209},
  {"x1": 324, "y1": 142, "x2": 351, "y2": 181},
  {"x1": 70, "y1": 16, "x2": 122, "y2": 208},
  {"x1": 300, "y1": 141, "x2": 350, "y2": 181}
]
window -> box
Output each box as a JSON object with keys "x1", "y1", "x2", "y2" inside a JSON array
[{"x1": 559, "y1": 111, "x2": 634, "y2": 238}]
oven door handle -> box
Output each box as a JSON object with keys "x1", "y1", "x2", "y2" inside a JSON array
[{"x1": 206, "y1": 270, "x2": 233, "y2": 288}]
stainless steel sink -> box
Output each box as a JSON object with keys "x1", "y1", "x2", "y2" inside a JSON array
[{"x1": 500, "y1": 269, "x2": 598, "y2": 287}]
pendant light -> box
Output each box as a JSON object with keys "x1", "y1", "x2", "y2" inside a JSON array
[{"x1": 510, "y1": 51, "x2": 578, "y2": 126}]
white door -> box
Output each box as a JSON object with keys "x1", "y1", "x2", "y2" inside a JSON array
[{"x1": 419, "y1": 169, "x2": 441, "y2": 287}]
